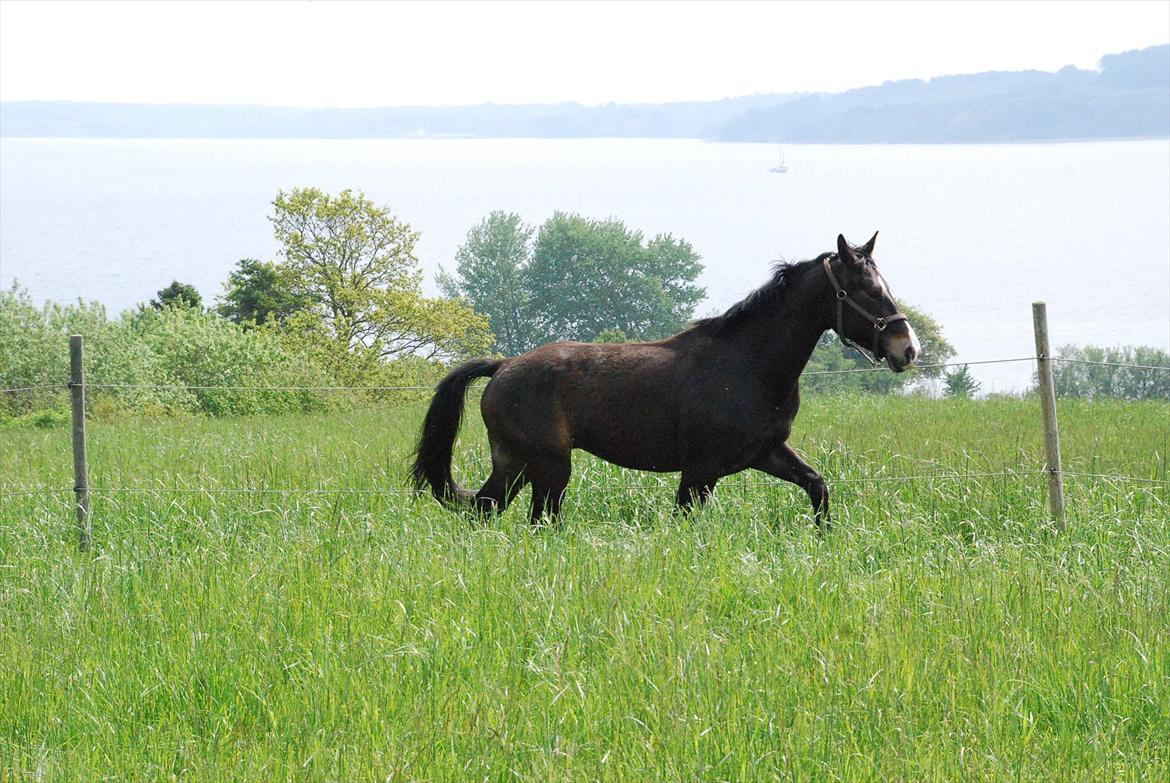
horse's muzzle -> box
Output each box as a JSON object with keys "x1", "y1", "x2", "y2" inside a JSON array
[
  {"x1": 888, "y1": 345, "x2": 917, "y2": 373},
  {"x1": 883, "y1": 324, "x2": 921, "y2": 373}
]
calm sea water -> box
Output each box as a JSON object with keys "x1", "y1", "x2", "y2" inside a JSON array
[{"x1": 1, "y1": 138, "x2": 1167, "y2": 391}]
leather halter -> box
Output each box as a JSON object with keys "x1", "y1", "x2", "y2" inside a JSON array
[{"x1": 822, "y1": 255, "x2": 908, "y2": 366}]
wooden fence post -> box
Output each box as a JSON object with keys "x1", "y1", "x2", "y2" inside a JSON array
[
  {"x1": 70, "y1": 335, "x2": 91, "y2": 551},
  {"x1": 1032, "y1": 303, "x2": 1066, "y2": 531}
]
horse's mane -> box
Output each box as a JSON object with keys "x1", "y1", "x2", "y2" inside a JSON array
[{"x1": 692, "y1": 253, "x2": 830, "y2": 335}]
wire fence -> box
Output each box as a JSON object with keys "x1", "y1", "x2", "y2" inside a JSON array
[
  {"x1": 1, "y1": 382, "x2": 440, "y2": 394},
  {"x1": 0, "y1": 383, "x2": 67, "y2": 394},
  {"x1": 3, "y1": 350, "x2": 1167, "y2": 510},
  {"x1": 801, "y1": 356, "x2": 1041, "y2": 376},
  {"x1": 3, "y1": 354, "x2": 1168, "y2": 395},
  {"x1": 1052, "y1": 358, "x2": 1170, "y2": 372},
  {"x1": 3, "y1": 472, "x2": 1166, "y2": 503},
  {"x1": 0, "y1": 356, "x2": 1065, "y2": 392}
]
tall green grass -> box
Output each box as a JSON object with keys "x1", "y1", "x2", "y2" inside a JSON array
[{"x1": 1, "y1": 395, "x2": 1167, "y2": 781}]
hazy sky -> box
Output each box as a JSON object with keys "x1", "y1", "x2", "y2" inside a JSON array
[{"x1": 1, "y1": 1, "x2": 1167, "y2": 107}]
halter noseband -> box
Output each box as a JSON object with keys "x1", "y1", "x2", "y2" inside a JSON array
[{"x1": 822, "y1": 255, "x2": 908, "y2": 366}]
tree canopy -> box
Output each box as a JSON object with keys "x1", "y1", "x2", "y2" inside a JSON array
[
  {"x1": 527, "y1": 213, "x2": 705, "y2": 345},
  {"x1": 265, "y1": 188, "x2": 492, "y2": 379},
  {"x1": 944, "y1": 365, "x2": 981, "y2": 399},
  {"x1": 437, "y1": 211, "x2": 534, "y2": 356},
  {"x1": 151, "y1": 280, "x2": 202, "y2": 310},
  {"x1": 441, "y1": 211, "x2": 705, "y2": 354},
  {"x1": 1046, "y1": 345, "x2": 1169, "y2": 401},
  {"x1": 216, "y1": 259, "x2": 310, "y2": 326}
]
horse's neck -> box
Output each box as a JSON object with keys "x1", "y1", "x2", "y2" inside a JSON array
[{"x1": 739, "y1": 270, "x2": 830, "y2": 393}]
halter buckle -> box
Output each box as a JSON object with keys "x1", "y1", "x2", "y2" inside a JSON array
[
  {"x1": 836, "y1": 290, "x2": 847, "y2": 300},
  {"x1": 874, "y1": 317, "x2": 887, "y2": 331}
]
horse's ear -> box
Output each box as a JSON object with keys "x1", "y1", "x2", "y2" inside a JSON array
[
  {"x1": 859, "y1": 231, "x2": 878, "y2": 256},
  {"x1": 836, "y1": 234, "x2": 857, "y2": 264}
]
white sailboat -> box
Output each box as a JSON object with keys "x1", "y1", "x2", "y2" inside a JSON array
[{"x1": 769, "y1": 145, "x2": 788, "y2": 174}]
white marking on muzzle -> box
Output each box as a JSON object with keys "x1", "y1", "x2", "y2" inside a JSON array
[
  {"x1": 906, "y1": 322, "x2": 921, "y2": 359},
  {"x1": 885, "y1": 322, "x2": 921, "y2": 367}
]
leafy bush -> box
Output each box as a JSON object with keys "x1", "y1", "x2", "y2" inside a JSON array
[
  {"x1": 127, "y1": 306, "x2": 343, "y2": 416},
  {"x1": 0, "y1": 409, "x2": 71, "y2": 429},
  {"x1": 0, "y1": 284, "x2": 351, "y2": 419},
  {"x1": 943, "y1": 365, "x2": 982, "y2": 399},
  {"x1": 0, "y1": 284, "x2": 165, "y2": 417}
]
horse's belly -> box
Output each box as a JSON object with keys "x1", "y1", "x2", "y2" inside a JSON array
[
  {"x1": 573, "y1": 420, "x2": 682, "y2": 473},
  {"x1": 577, "y1": 442, "x2": 682, "y2": 473},
  {"x1": 569, "y1": 401, "x2": 779, "y2": 474}
]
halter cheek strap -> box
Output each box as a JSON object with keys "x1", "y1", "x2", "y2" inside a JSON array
[{"x1": 822, "y1": 256, "x2": 908, "y2": 366}]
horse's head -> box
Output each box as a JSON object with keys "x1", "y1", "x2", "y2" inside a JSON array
[{"x1": 824, "y1": 232, "x2": 920, "y2": 372}]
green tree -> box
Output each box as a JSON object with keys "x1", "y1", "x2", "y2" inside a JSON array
[
  {"x1": 594, "y1": 328, "x2": 631, "y2": 344},
  {"x1": 943, "y1": 364, "x2": 981, "y2": 398},
  {"x1": 437, "y1": 211, "x2": 535, "y2": 355},
  {"x1": 1046, "y1": 345, "x2": 1169, "y2": 401},
  {"x1": 151, "y1": 280, "x2": 202, "y2": 310},
  {"x1": 269, "y1": 188, "x2": 492, "y2": 378},
  {"x1": 802, "y1": 303, "x2": 955, "y2": 394},
  {"x1": 216, "y1": 258, "x2": 310, "y2": 326},
  {"x1": 525, "y1": 212, "x2": 705, "y2": 344}
]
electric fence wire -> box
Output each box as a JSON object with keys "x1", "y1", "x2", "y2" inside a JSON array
[{"x1": 3, "y1": 355, "x2": 1167, "y2": 499}]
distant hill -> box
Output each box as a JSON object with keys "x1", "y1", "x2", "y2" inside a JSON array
[
  {"x1": 0, "y1": 95, "x2": 797, "y2": 140},
  {"x1": 2, "y1": 45, "x2": 1166, "y2": 143},
  {"x1": 714, "y1": 45, "x2": 1169, "y2": 143}
]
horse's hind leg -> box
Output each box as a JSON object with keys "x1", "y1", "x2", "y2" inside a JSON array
[
  {"x1": 676, "y1": 472, "x2": 720, "y2": 512},
  {"x1": 754, "y1": 443, "x2": 830, "y2": 531},
  {"x1": 527, "y1": 453, "x2": 571, "y2": 526},
  {"x1": 473, "y1": 441, "x2": 528, "y2": 517}
]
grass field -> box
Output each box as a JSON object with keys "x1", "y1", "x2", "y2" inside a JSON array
[{"x1": 1, "y1": 394, "x2": 1167, "y2": 781}]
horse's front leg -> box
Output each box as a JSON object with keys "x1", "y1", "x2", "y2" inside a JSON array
[{"x1": 754, "y1": 443, "x2": 830, "y2": 531}]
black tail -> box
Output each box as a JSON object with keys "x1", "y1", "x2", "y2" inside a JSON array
[{"x1": 410, "y1": 358, "x2": 503, "y2": 502}]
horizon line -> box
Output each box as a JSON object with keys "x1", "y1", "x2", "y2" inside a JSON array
[{"x1": 5, "y1": 42, "x2": 1166, "y2": 112}]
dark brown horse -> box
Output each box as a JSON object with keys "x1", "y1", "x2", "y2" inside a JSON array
[{"x1": 411, "y1": 233, "x2": 920, "y2": 529}]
